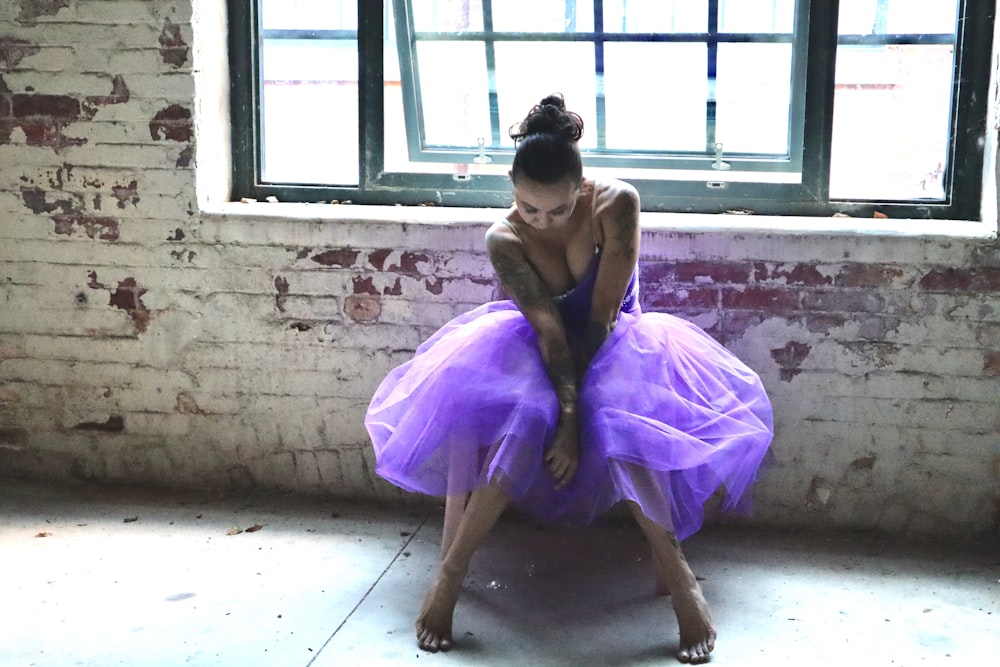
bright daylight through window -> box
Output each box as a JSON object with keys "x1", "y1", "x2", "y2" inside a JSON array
[{"x1": 229, "y1": 0, "x2": 994, "y2": 219}]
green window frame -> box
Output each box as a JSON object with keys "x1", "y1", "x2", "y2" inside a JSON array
[{"x1": 228, "y1": 0, "x2": 995, "y2": 220}]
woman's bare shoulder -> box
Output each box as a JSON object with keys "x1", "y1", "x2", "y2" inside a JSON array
[
  {"x1": 485, "y1": 217, "x2": 522, "y2": 256},
  {"x1": 590, "y1": 178, "x2": 639, "y2": 210}
]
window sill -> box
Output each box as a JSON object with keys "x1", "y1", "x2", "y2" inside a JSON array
[{"x1": 201, "y1": 200, "x2": 998, "y2": 239}]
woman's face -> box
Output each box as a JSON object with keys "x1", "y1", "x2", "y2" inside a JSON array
[{"x1": 511, "y1": 177, "x2": 580, "y2": 231}]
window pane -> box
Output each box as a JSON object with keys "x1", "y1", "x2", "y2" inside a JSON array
[
  {"x1": 411, "y1": 0, "x2": 485, "y2": 32},
  {"x1": 492, "y1": 0, "x2": 594, "y2": 32},
  {"x1": 260, "y1": 39, "x2": 359, "y2": 185},
  {"x1": 603, "y1": 0, "x2": 707, "y2": 33},
  {"x1": 415, "y1": 42, "x2": 492, "y2": 147},
  {"x1": 604, "y1": 43, "x2": 707, "y2": 152},
  {"x1": 493, "y1": 42, "x2": 597, "y2": 149},
  {"x1": 838, "y1": 0, "x2": 958, "y2": 35},
  {"x1": 718, "y1": 0, "x2": 795, "y2": 33},
  {"x1": 830, "y1": 44, "x2": 954, "y2": 200},
  {"x1": 260, "y1": 0, "x2": 357, "y2": 30},
  {"x1": 715, "y1": 43, "x2": 792, "y2": 155}
]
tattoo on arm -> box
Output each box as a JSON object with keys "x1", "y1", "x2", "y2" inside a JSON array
[
  {"x1": 610, "y1": 207, "x2": 638, "y2": 261},
  {"x1": 490, "y1": 246, "x2": 576, "y2": 395},
  {"x1": 491, "y1": 249, "x2": 551, "y2": 315}
]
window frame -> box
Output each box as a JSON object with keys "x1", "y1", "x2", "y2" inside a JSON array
[{"x1": 228, "y1": 0, "x2": 996, "y2": 220}]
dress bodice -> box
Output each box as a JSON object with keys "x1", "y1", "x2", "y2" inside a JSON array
[{"x1": 553, "y1": 246, "x2": 639, "y2": 330}]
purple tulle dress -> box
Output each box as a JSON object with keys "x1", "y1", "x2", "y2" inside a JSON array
[{"x1": 365, "y1": 248, "x2": 773, "y2": 540}]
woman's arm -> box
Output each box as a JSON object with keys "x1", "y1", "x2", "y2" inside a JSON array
[
  {"x1": 585, "y1": 181, "x2": 641, "y2": 362},
  {"x1": 485, "y1": 223, "x2": 577, "y2": 410},
  {"x1": 486, "y1": 222, "x2": 580, "y2": 489}
]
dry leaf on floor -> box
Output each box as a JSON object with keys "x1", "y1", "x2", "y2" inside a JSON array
[
  {"x1": 226, "y1": 526, "x2": 243, "y2": 536},
  {"x1": 245, "y1": 524, "x2": 263, "y2": 533},
  {"x1": 35, "y1": 531, "x2": 52, "y2": 538}
]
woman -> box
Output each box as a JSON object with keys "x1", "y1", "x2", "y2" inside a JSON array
[{"x1": 365, "y1": 94, "x2": 773, "y2": 664}]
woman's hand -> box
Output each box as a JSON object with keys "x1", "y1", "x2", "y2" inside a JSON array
[{"x1": 544, "y1": 410, "x2": 580, "y2": 490}]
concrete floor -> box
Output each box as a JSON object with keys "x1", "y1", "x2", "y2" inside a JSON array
[{"x1": 1, "y1": 478, "x2": 997, "y2": 667}]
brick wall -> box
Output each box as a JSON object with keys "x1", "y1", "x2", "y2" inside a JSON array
[{"x1": 1, "y1": 0, "x2": 998, "y2": 538}]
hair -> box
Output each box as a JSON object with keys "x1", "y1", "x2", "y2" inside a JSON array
[{"x1": 509, "y1": 93, "x2": 584, "y2": 186}]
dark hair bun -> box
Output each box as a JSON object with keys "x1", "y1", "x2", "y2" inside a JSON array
[{"x1": 510, "y1": 93, "x2": 584, "y2": 143}]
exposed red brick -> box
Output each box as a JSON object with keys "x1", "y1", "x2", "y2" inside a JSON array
[
  {"x1": 86, "y1": 271, "x2": 108, "y2": 290},
  {"x1": 149, "y1": 104, "x2": 192, "y2": 142},
  {"x1": 425, "y1": 277, "x2": 444, "y2": 295},
  {"x1": 311, "y1": 248, "x2": 359, "y2": 267},
  {"x1": 159, "y1": 19, "x2": 189, "y2": 68},
  {"x1": 20, "y1": 119, "x2": 61, "y2": 146},
  {"x1": 919, "y1": 268, "x2": 973, "y2": 292},
  {"x1": 352, "y1": 275, "x2": 379, "y2": 295},
  {"x1": 390, "y1": 251, "x2": 431, "y2": 277},
  {"x1": 16, "y1": 0, "x2": 70, "y2": 25},
  {"x1": 641, "y1": 285, "x2": 718, "y2": 310},
  {"x1": 675, "y1": 261, "x2": 752, "y2": 284},
  {"x1": 970, "y1": 268, "x2": 1000, "y2": 292},
  {"x1": 72, "y1": 415, "x2": 124, "y2": 432},
  {"x1": 21, "y1": 185, "x2": 53, "y2": 213},
  {"x1": 722, "y1": 286, "x2": 800, "y2": 311},
  {"x1": 720, "y1": 311, "x2": 765, "y2": 336},
  {"x1": 51, "y1": 215, "x2": 119, "y2": 241},
  {"x1": 12, "y1": 93, "x2": 80, "y2": 118},
  {"x1": 0, "y1": 38, "x2": 40, "y2": 69},
  {"x1": 110, "y1": 278, "x2": 150, "y2": 333},
  {"x1": 770, "y1": 341, "x2": 812, "y2": 382},
  {"x1": 110, "y1": 180, "x2": 139, "y2": 209},
  {"x1": 638, "y1": 262, "x2": 676, "y2": 284},
  {"x1": 799, "y1": 313, "x2": 849, "y2": 334},
  {"x1": 835, "y1": 263, "x2": 906, "y2": 288},
  {"x1": 274, "y1": 275, "x2": 289, "y2": 312},
  {"x1": 344, "y1": 294, "x2": 380, "y2": 322},
  {"x1": 367, "y1": 248, "x2": 392, "y2": 270},
  {"x1": 176, "y1": 145, "x2": 193, "y2": 168},
  {"x1": 984, "y1": 351, "x2": 1000, "y2": 376},
  {"x1": 383, "y1": 277, "x2": 402, "y2": 296},
  {"x1": 763, "y1": 263, "x2": 832, "y2": 286}
]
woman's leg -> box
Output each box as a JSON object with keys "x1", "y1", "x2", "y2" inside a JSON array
[
  {"x1": 627, "y1": 501, "x2": 717, "y2": 664},
  {"x1": 416, "y1": 482, "x2": 508, "y2": 652}
]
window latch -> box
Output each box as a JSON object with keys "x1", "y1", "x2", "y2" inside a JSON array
[{"x1": 712, "y1": 142, "x2": 730, "y2": 171}]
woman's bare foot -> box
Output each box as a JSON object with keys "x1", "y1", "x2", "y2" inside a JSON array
[
  {"x1": 671, "y1": 583, "x2": 717, "y2": 664},
  {"x1": 415, "y1": 567, "x2": 465, "y2": 652},
  {"x1": 625, "y1": 502, "x2": 716, "y2": 663},
  {"x1": 418, "y1": 483, "x2": 509, "y2": 652}
]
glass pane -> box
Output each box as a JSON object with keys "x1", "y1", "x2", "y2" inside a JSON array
[
  {"x1": 260, "y1": 39, "x2": 359, "y2": 185},
  {"x1": 415, "y1": 42, "x2": 492, "y2": 147},
  {"x1": 830, "y1": 44, "x2": 954, "y2": 200},
  {"x1": 493, "y1": 42, "x2": 597, "y2": 149},
  {"x1": 260, "y1": 0, "x2": 357, "y2": 31},
  {"x1": 411, "y1": 0, "x2": 485, "y2": 32},
  {"x1": 603, "y1": 0, "x2": 707, "y2": 33},
  {"x1": 715, "y1": 43, "x2": 792, "y2": 155},
  {"x1": 492, "y1": 0, "x2": 594, "y2": 33},
  {"x1": 719, "y1": 0, "x2": 794, "y2": 33},
  {"x1": 838, "y1": 0, "x2": 958, "y2": 35},
  {"x1": 604, "y1": 43, "x2": 707, "y2": 152}
]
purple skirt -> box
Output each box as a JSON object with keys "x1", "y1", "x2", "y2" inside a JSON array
[{"x1": 365, "y1": 301, "x2": 773, "y2": 540}]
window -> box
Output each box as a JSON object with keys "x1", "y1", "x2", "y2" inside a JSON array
[{"x1": 229, "y1": 0, "x2": 995, "y2": 219}]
